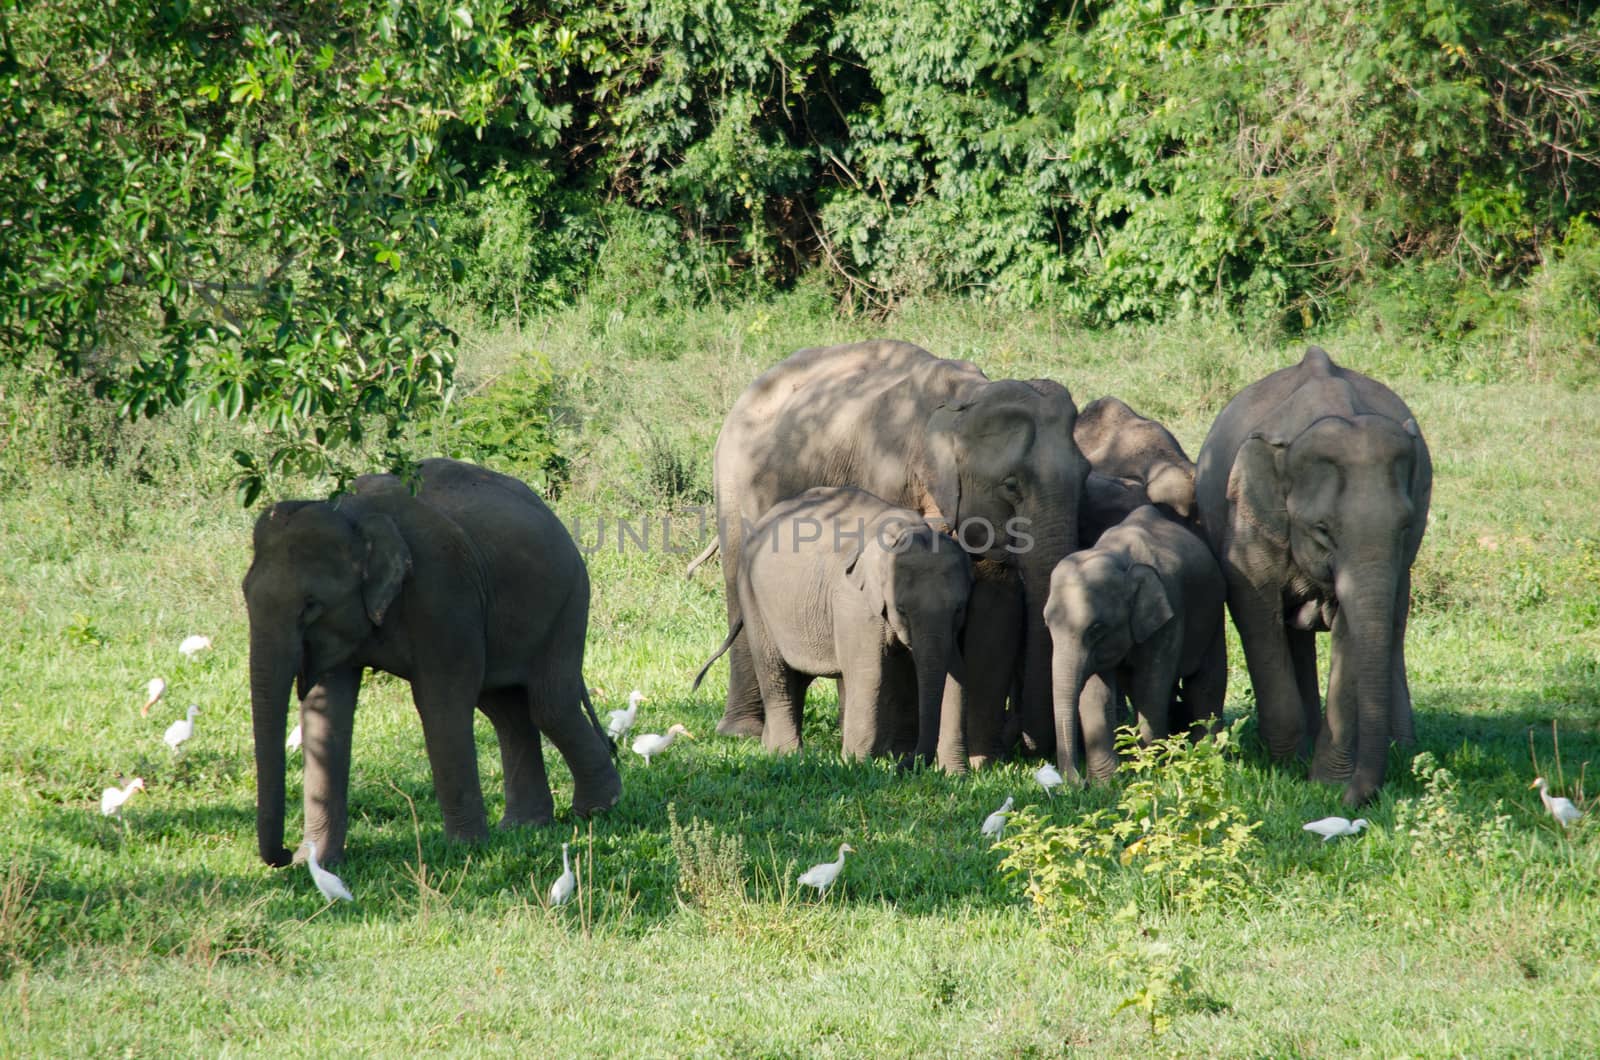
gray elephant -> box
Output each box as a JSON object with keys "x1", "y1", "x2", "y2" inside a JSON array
[
  {"x1": 1045, "y1": 505, "x2": 1227, "y2": 783},
  {"x1": 242, "y1": 458, "x2": 621, "y2": 867},
  {"x1": 1194, "y1": 347, "x2": 1431, "y2": 807},
  {"x1": 692, "y1": 487, "x2": 973, "y2": 768},
  {"x1": 695, "y1": 340, "x2": 1088, "y2": 763},
  {"x1": 1075, "y1": 397, "x2": 1197, "y2": 542}
]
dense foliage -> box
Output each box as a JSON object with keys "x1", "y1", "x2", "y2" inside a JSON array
[{"x1": 4, "y1": 0, "x2": 1598, "y2": 481}]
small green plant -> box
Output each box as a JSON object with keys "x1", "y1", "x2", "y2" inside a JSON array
[
  {"x1": 667, "y1": 804, "x2": 749, "y2": 915},
  {"x1": 641, "y1": 429, "x2": 710, "y2": 509},
  {"x1": 63, "y1": 614, "x2": 106, "y2": 648},
  {"x1": 1103, "y1": 904, "x2": 1220, "y2": 1039},
  {"x1": 1393, "y1": 752, "x2": 1514, "y2": 863},
  {"x1": 998, "y1": 719, "x2": 1261, "y2": 925},
  {"x1": 0, "y1": 859, "x2": 44, "y2": 978}
]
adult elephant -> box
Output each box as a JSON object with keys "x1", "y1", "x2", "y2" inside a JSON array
[
  {"x1": 1194, "y1": 347, "x2": 1431, "y2": 806},
  {"x1": 243, "y1": 458, "x2": 620, "y2": 867},
  {"x1": 701, "y1": 340, "x2": 1088, "y2": 764}
]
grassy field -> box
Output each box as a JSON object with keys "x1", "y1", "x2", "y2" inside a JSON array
[{"x1": 3, "y1": 292, "x2": 1599, "y2": 1056}]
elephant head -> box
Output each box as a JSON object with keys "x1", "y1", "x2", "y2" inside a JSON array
[
  {"x1": 847, "y1": 520, "x2": 973, "y2": 769},
  {"x1": 242, "y1": 500, "x2": 411, "y2": 867},
  {"x1": 1228, "y1": 412, "x2": 1425, "y2": 802},
  {"x1": 1044, "y1": 551, "x2": 1175, "y2": 782},
  {"x1": 922, "y1": 379, "x2": 1089, "y2": 753}
]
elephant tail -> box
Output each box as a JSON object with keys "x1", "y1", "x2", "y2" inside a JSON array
[
  {"x1": 690, "y1": 618, "x2": 743, "y2": 694},
  {"x1": 685, "y1": 537, "x2": 719, "y2": 577},
  {"x1": 579, "y1": 681, "x2": 616, "y2": 757}
]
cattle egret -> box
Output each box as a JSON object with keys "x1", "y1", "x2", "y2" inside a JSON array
[
  {"x1": 164, "y1": 704, "x2": 199, "y2": 751},
  {"x1": 607, "y1": 690, "x2": 646, "y2": 741},
  {"x1": 549, "y1": 842, "x2": 576, "y2": 906},
  {"x1": 1531, "y1": 777, "x2": 1584, "y2": 828},
  {"x1": 305, "y1": 840, "x2": 353, "y2": 902},
  {"x1": 286, "y1": 722, "x2": 303, "y2": 753},
  {"x1": 632, "y1": 723, "x2": 693, "y2": 765},
  {"x1": 981, "y1": 796, "x2": 1015, "y2": 840},
  {"x1": 1035, "y1": 763, "x2": 1064, "y2": 797},
  {"x1": 798, "y1": 843, "x2": 854, "y2": 895},
  {"x1": 1302, "y1": 816, "x2": 1369, "y2": 841},
  {"x1": 178, "y1": 634, "x2": 212, "y2": 659},
  {"x1": 140, "y1": 677, "x2": 166, "y2": 717},
  {"x1": 100, "y1": 777, "x2": 145, "y2": 816}
]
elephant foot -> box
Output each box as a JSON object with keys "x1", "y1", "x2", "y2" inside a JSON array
[
  {"x1": 571, "y1": 768, "x2": 622, "y2": 819},
  {"x1": 1308, "y1": 748, "x2": 1354, "y2": 784},
  {"x1": 965, "y1": 754, "x2": 998, "y2": 771},
  {"x1": 497, "y1": 807, "x2": 554, "y2": 830},
  {"x1": 1341, "y1": 778, "x2": 1379, "y2": 808},
  {"x1": 716, "y1": 713, "x2": 765, "y2": 739}
]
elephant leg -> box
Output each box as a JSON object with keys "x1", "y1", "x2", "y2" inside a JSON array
[
  {"x1": 961, "y1": 561, "x2": 1023, "y2": 767},
  {"x1": 838, "y1": 645, "x2": 887, "y2": 761},
  {"x1": 1081, "y1": 673, "x2": 1121, "y2": 780},
  {"x1": 1128, "y1": 660, "x2": 1178, "y2": 747},
  {"x1": 881, "y1": 656, "x2": 919, "y2": 759},
  {"x1": 409, "y1": 673, "x2": 490, "y2": 844},
  {"x1": 479, "y1": 688, "x2": 554, "y2": 828},
  {"x1": 717, "y1": 544, "x2": 766, "y2": 738},
  {"x1": 1227, "y1": 576, "x2": 1312, "y2": 760},
  {"x1": 529, "y1": 680, "x2": 622, "y2": 818},
  {"x1": 1390, "y1": 570, "x2": 1415, "y2": 744},
  {"x1": 299, "y1": 666, "x2": 361, "y2": 866},
  {"x1": 746, "y1": 611, "x2": 805, "y2": 753},
  {"x1": 1182, "y1": 624, "x2": 1228, "y2": 738},
  {"x1": 1287, "y1": 627, "x2": 1322, "y2": 751}
]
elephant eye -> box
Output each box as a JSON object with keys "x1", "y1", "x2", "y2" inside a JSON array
[
  {"x1": 1001, "y1": 475, "x2": 1023, "y2": 500},
  {"x1": 301, "y1": 597, "x2": 324, "y2": 624},
  {"x1": 1085, "y1": 621, "x2": 1104, "y2": 642}
]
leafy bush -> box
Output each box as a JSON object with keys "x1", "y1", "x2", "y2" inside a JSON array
[
  {"x1": 667, "y1": 803, "x2": 749, "y2": 914},
  {"x1": 1393, "y1": 752, "x2": 1516, "y2": 864},
  {"x1": 442, "y1": 351, "x2": 572, "y2": 496},
  {"x1": 998, "y1": 720, "x2": 1262, "y2": 925}
]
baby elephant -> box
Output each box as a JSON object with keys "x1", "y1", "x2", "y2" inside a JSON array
[
  {"x1": 1045, "y1": 505, "x2": 1227, "y2": 783},
  {"x1": 1075, "y1": 396, "x2": 1197, "y2": 535},
  {"x1": 693, "y1": 486, "x2": 973, "y2": 770}
]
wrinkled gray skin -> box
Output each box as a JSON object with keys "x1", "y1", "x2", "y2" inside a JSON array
[
  {"x1": 693, "y1": 487, "x2": 974, "y2": 769},
  {"x1": 243, "y1": 459, "x2": 621, "y2": 868},
  {"x1": 706, "y1": 341, "x2": 1088, "y2": 764},
  {"x1": 1075, "y1": 396, "x2": 1197, "y2": 522},
  {"x1": 1045, "y1": 506, "x2": 1228, "y2": 783},
  {"x1": 1195, "y1": 347, "x2": 1431, "y2": 807}
]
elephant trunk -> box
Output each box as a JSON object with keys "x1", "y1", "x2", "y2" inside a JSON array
[
  {"x1": 915, "y1": 618, "x2": 966, "y2": 773},
  {"x1": 1051, "y1": 640, "x2": 1089, "y2": 785},
  {"x1": 1336, "y1": 559, "x2": 1400, "y2": 807},
  {"x1": 1018, "y1": 518, "x2": 1074, "y2": 755},
  {"x1": 249, "y1": 623, "x2": 300, "y2": 867}
]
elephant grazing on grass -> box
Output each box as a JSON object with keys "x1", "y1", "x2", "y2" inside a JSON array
[
  {"x1": 243, "y1": 458, "x2": 620, "y2": 867},
  {"x1": 1195, "y1": 347, "x2": 1432, "y2": 807}
]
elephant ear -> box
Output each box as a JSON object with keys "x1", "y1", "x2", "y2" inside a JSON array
[
  {"x1": 357, "y1": 514, "x2": 411, "y2": 625},
  {"x1": 1225, "y1": 432, "x2": 1289, "y2": 551},
  {"x1": 1128, "y1": 563, "x2": 1175, "y2": 643},
  {"x1": 923, "y1": 402, "x2": 967, "y2": 530},
  {"x1": 844, "y1": 538, "x2": 888, "y2": 619}
]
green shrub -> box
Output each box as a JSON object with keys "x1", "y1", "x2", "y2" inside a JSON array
[
  {"x1": 441, "y1": 351, "x2": 572, "y2": 496},
  {"x1": 667, "y1": 803, "x2": 749, "y2": 915}
]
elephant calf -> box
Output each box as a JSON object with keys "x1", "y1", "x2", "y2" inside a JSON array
[
  {"x1": 1075, "y1": 396, "x2": 1197, "y2": 542},
  {"x1": 1045, "y1": 505, "x2": 1227, "y2": 783},
  {"x1": 693, "y1": 486, "x2": 974, "y2": 770},
  {"x1": 243, "y1": 458, "x2": 620, "y2": 867}
]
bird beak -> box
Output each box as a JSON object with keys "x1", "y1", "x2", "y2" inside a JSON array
[
  {"x1": 684, "y1": 730, "x2": 696, "y2": 739},
  {"x1": 1528, "y1": 780, "x2": 1540, "y2": 789}
]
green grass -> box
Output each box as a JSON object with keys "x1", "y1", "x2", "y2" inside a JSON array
[{"x1": 3, "y1": 291, "x2": 1600, "y2": 1055}]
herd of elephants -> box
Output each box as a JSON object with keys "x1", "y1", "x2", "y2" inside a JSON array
[{"x1": 243, "y1": 340, "x2": 1430, "y2": 868}]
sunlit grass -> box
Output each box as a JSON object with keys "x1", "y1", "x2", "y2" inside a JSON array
[{"x1": 2, "y1": 293, "x2": 1599, "y2": 1054}]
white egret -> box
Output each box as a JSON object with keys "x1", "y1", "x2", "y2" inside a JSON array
[
  {"x1": 1302, "y1": 816, "x2": 1369, "y2": 841},
  {"x1": 164, "y1": 704, "x2": 199, "y2": 751},
  {"x1": 632, "y1": 723, "x2": 693, "y2": 765},
  {"x1": 549, "y1": 842, "x2": 576, "y2": 906},
  {"x1": 981, "y1": 796, "x2": 1015, "y2": 840},
  {"x1": 100, "y1": 777, "x2": 145, "y2": 817},
  {"x1": 798, "y1": 843, "x2": 854, "y2": 895},
  {"x1": 305, "y1": 840, "x2": 353, "y2": 902},
  {"x1": 286, "y1": 722, "x2": 303, "y2": 753},
  {"x1": 178, "y1": 634, "x2": 212, "y2": 659},
  {"x1": 606, "y1": 690, "x2": 646, "y2": 742},
  {"x1": 1034, "y1": 763, "x2": 1064, "y2": 797},
  {"x1": 1531, "y1": 777, "x2": 1584, "y2": 828},
  {"x1": 140, "y1": 677, "x2": 166, "y2": 717}
]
